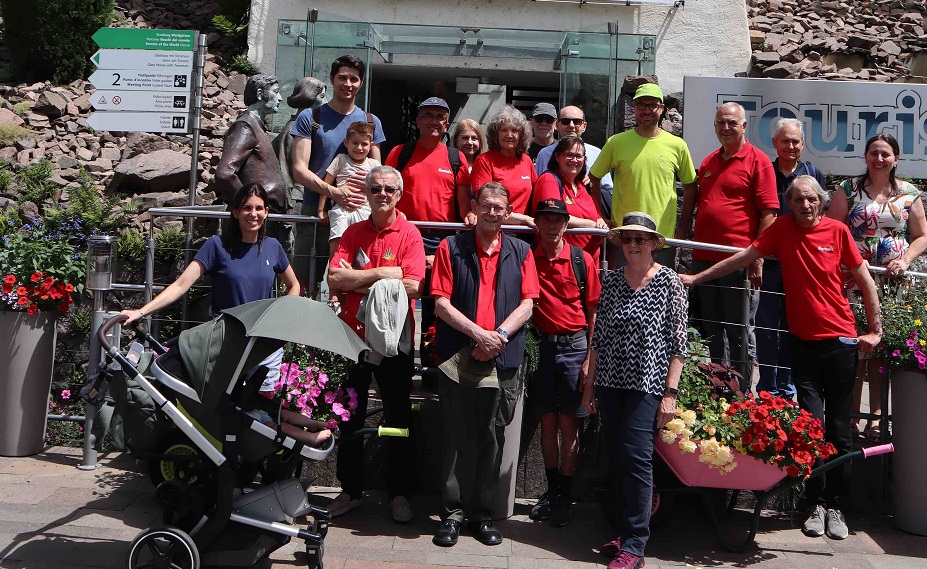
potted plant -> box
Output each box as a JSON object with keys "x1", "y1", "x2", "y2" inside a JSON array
[
  {"x1": 655, "y1": 334, "x2": 837, "y2": 492},
  {"x1": 0, "y1": 212, "x2": 83, "y2": 456},
  {"x1": 276, "y1": 344, "x2": 359, "y2": 429}
]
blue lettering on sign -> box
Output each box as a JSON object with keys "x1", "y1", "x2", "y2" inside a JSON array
[{"x1": 717, "y1": 90, "x2": 927, "y2": 164}]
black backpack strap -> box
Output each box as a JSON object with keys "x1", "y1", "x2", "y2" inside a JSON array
[
  {"x1": 395, "y1": 141, "x2": 417, "y2": 173},
  {"x1": 447, "y1": 145, "x2": 461, "y2": 179},
  {"x1": 569, "y1": 244, "x2": 588, "y2": 321}
]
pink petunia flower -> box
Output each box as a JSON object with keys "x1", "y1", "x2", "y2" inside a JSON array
[
  {"x1": 324, "y1": 391, "x2": 336, "y2": 404},
  {"x1": 61, "y1": 389, "x2": 70, "y2": 400}
]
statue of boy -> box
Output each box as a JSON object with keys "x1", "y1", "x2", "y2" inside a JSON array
[{"x1": 216, "y1": 74, "x2": 287, "y2": 212}]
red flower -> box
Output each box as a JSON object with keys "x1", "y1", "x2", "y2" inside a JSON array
[
  {"x1": 808, "y1": 425, "x2": 824, "y2": 440},
  {"x1": 30, "y1": 272, "x2": 42, "y2": 283},
  {"x1": 750, "y1": 440, "x2": 768, "y2": 452},
  {"x1": 16, "y1": 286, "x2": 27, "y2": 296},
  {"x1": 785, "y1": 464, "x2": 801, "y2": 477},
  {"x1": 818, "y1": 443, "x2": 837, "y2": 460},
  {"x1": 4, "y1": 275, "x2": 16, "y2": 284},
  {"x1": 2, "y1": 283, "x2": 11, "y2": 294},
  {"x1": 758, "y1": 390, "x2": 773, "y2": 400},
  {"x1": 773, "y1": 439, "x2": 785, "y2": 452},
  {"x1": 57, "y1": 303, "x2": 69, "y2": 314},
  {"x1": 771, "y1": 398, "x2": 788, "y2": 410},
  {"x1": 26, "y1": 304, "x2": 37, "y2": 315},
  {"x1": 17, "y1": 297, "x2": 28, "y2": 305},
  {"x1": 64, "y1": 283, "x2": 74, "y2": 292}
]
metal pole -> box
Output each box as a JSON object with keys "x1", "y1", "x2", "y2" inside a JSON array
[
  {"x1": 181, "y1": 32, "x2": 207, "y2": 330},
  {"x1": 146, "y1": 224, "x2": 157, "y2": 338},
  {"x1": 78, "y1": 290, "x2": 107, "y2": 470}
]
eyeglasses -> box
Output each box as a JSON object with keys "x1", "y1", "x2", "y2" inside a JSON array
[
  {"x1": 634, "y1": 102, "x2": 663, "y2": 111},
  {"x1": 418, "y1": 113, "x2": 447, "y2": 121},
  {"x1": 533, "y1": 116, "x2": 555, "y2": 124},
  {"x1": 619, "y1": 235, "x2": 651, "y2": 245},
  {"x1": 559, "y1": 118, "x2": 585, "y2": 126},
  {"x1": 369, "y1": 185, "x2": 400, "y2": 195},
  {"x1": 478, "y1": 203, "x2": 508, "y2": 214},
  {"x1": 561, "y1": 152, "x2": 585, "y2": 161}
]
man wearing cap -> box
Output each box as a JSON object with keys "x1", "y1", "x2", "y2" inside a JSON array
[
  {"x1": 589, "y1": 83, "x2": 697, "y2": 269},
  {"x1": 529, "y1": 198, "x2": 601, "y2": 528},
  {"x1": 385, "y1": 97, "x2": 472, "y2": 367},
  {"x1": 535, "y1": 105, "x2": 615, "y2": 216},
  {"x1": 528, "y1": 102, "x2": 558, "y2": 161},
  {"x1": 677, "y1": 102, "x2": 778, "y2": 386},
  {"x1": 431, "y1": 181, "x2": 539, "y2": 547}
]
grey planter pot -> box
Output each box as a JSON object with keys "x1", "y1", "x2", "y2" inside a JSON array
[
  {"x1": 892, "y1": 368, "x2": 927, "y2": 535},
  {"x1": 0, "y1": 312, "x2": 57, "y2": 457}
]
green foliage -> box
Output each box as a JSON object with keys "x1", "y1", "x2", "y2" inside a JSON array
[
  {"x1": 0, "y1": 208, "x2": 21, "y2": 237},
  {"x1": 523, "y1": 320, "x2": 540, "y2": 375},
  {"x1": 0, "y1": 0, "x2": 115, "y2": 83},
  {"x1": 0, "y1": 165, "x2": 13, "y2": 194},
  {"x1": 229, "y1": 54, "x2": 258, "y2": 76},
  {"x1": 70, "y1": 305, "x2": 93, "y2": 335},
  {"x1": 118, "y1": 229, "x2": 147, "y2": 265},
  {"x1": 853, "y1": 278, "x2": 927, "y2": 375},
  {"x1": 212, "y1": 13, "x2": 249, "y2": 41},
  {"x1": 12, "y1": 102, "x2": 30, "y2": 116},
  {"x1": 0, "y1": 124, "x2": 32, "y2": 146},
  {"x1": 16, "y1": 159, "x2": 56, "y2": 205},
  {"x1": 154, "y1": 225, "x2": 187, "y2": 263},
  {"x1": 45, "y1": 168, "x2": 129, "y2": 236}
]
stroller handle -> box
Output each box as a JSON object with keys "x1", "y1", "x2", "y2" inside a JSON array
[
  {"x1": 862, "y1": 443, "x2": 894, "y2": 458},
  {"x1": 98, "y1": 314, "x2": 129, "y2": 352}
]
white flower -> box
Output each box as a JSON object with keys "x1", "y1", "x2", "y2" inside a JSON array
[
  {"x1": 665, "y1": 418, "x2": 686, "y2": 435},
  {"x1": 660, "y1": 429, "x2": 678, "y2": 444},
  {"x1": 679, "y1": 438, "x2": 697, "y2": 454},
  {"x1": 680, "y1": 409, "x2": 697, "y2": 428}
]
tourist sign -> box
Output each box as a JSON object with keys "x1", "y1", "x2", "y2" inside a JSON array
[
  {"x1": 90, "y1": 91, "x2": 190, "y2": 112},
  {"x1": 88, "y1": 69, "x2": 192, "y2": 92},
  {"x1": 91, "y1": 28, "x2": 195, "y2": 51},
  {"x1": 87, "y1": 111, "x2": 190, "y2": 134},
  {"x1": 90, "y1": 49, "x2": 194, "y2": 71}
]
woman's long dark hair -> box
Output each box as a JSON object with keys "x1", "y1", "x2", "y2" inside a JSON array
[
  {"x1": 857, "y1": 133, "x2": 900, "y2": 197},
  {"x1": 224, "y1": 183, "x2": 268, "y2": 253},
  {"x1": 546, "y1": 135, "x2": 587, "y2": 186}
]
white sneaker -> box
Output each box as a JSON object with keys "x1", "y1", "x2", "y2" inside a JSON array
[
  {"x1": 391, "y1": 496, "x2": 414, "y2": 523},
  {"x1": 802, "y1": 504, "x2": 826, "y2": 537},
  {"x1": 328, "y1": 492, "x2": 362, "y2": 517},
  {"x1": 825, "y1": 509, "x2": 849, "y2": 540}
]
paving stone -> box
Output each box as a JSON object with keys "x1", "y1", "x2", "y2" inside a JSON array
[{"x1": 0, "y1": 482, "x2": 61, "y2": 505}]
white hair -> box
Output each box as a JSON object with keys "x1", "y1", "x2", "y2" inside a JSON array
[
  {"x1": 772, "y1": 117, "x2": 804, "y2": 139},
  {"x1": 716, "y1": 102, "x2": 746, "y2": 123}
]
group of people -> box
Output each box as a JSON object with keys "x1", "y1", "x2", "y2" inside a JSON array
[{"x1": 121, "y1": 52, "x2": 925, "y2": 569}]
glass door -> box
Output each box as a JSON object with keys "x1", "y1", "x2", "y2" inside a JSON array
[{"x1": 559, "y1": 29, "x2": 617, "y2": 147}]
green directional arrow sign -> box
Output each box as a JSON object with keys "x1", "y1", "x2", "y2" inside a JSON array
[{"x1": 92, "y1": 28, "x2": 195, "y2": 51}]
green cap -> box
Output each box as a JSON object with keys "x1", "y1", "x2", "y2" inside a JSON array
[{"x1": 633, "y1": 83, "x2": 664, "y2": 102}]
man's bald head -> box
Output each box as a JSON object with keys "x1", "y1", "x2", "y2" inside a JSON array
[{"x1": 557, "y1": 105, "x2": 587, "y2": 138}]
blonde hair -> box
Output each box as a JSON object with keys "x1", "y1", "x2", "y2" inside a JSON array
[{"x1": 452, "y1": 119, "x2": 486, "y2": 158}]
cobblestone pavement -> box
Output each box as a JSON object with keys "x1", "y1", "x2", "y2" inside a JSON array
[{"x1": 1, "y1": 447, "x2": 925, "y2": 569}]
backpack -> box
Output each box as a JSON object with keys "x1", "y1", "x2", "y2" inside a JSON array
[{"x1": 395, "y1": 141, "x2": 461, "y2": 179}]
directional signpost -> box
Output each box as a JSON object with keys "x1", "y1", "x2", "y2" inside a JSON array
[{"x1": 90, "y1": 91, "x2": 190, "y2": 112}]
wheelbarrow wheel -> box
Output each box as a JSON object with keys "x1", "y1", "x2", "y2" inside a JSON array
[{"x1": 127, "y1": 525, "x2": 199, "y2": 569}]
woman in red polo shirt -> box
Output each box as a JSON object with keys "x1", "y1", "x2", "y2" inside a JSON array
[
  {"x1": 532, "y1": 135, "x2": 608, "y2": 261},
  {"x1": 471, "y1": 105, "x2": 537, "y2": 226}
]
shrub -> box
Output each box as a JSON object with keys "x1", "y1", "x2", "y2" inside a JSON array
[
  {"x1": 154, "y1": 224, "x2": 187, "y2": 263},
  {"x1": 0, "y1": 166, "x2": 13, "y2": 194},
  {"x1": 12, "y1": 102, "x2": 30, "y2": 116},
  {"x1": 45, "y1": 168, "x2": 129, "y2": 237},
  {"x1": 229, "y1": 54, "x2": 258, "y2": 76},
  {"x1": 16, "y1": 159, "x2": 56, "y2": 206},
  {"x1": 118, "y1": 228, "x2": 147, "y2": 265},
  {"x1": 0, "y1": 0, "x2": 115, "y2": 83},
  {"x1": 0, "y1": 124, "x2": 32, "y2": 147}
]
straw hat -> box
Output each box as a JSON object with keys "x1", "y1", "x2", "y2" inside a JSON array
[{"x1": 607, "y1": 211, "x2": 666, "y2": 248}]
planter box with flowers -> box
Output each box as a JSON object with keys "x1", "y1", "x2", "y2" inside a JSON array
[
  {"x1": 655, "y1": 334, "x2": 837, "y2": 491},
  {"x1": 0, "y1": 214, "x2": 82, "y2": 456}
]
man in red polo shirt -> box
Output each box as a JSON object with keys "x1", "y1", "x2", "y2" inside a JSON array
[
  {"x1": 327, "y1": 165, "x2": 425, "y2": 524},
  {"x1": 385, "y1": 96, "x2": 472, "y2": 367},
  {"x1": 430, "y1": 181, "x2": 539, "y2": 548},
  {"x1": 529, "y1": 198, "x2": 600, "y2": 527},
  {"x1": 678, "y1": 102, "x2": 778, "y2": 385}
]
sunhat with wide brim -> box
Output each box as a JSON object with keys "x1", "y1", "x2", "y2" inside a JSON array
[{"x1": 607, "y1": 211, "x2": 666, "y2": 248}]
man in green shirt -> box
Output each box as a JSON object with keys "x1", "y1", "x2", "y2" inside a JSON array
[{"x1": 589, "y1": 83, "x2": 697, "y2": 268}]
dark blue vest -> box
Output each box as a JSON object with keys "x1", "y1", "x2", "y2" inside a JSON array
[{"x1": 436, "y1": 230, "x2": 530, "y2": 371}]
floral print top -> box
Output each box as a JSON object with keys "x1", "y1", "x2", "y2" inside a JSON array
[{"x1": 839, "y1": 177, "x2": 920, "y2": 266}]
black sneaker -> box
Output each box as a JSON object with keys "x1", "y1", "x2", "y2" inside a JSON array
[
  {"x1": 549, "y1": 494, "x2": 572, "y2": 527},
  {"x1": 530, "y1": 491, "x2": 552, "y2": 521}
]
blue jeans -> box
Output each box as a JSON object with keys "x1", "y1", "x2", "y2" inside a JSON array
[
  {"x1": 755, "y1": 260, "x2": 794, "y2": 398},
  {"x1": 597, "y1": 386, "x2": 661, "y2": 557}
]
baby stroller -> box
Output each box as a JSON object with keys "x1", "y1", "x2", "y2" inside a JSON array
[{"x1": 98, "y1": 296, "x2": 369, "y2": 569}]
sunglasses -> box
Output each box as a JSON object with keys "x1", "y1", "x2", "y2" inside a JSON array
[
  {"x1": 559, "y1": 118, "x2": 585, "y2": 126},
  {"x1": 620, "y1": 235, "x2": 651, "y2": 245},
  {"x1": 533, "y1": 116, "x2": 555, "y2": 124},
  {"x1": 369, "y1": 185, "x2": 399, "y2": 195}
]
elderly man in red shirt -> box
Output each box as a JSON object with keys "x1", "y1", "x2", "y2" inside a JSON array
[
  {"x1": 529, "y1": 198, "x2": 600, "y2": 528},
  {"x1": 678, "y1": 102, "x2": 778, "y2": 385},
  {"x1": 326, "y1": 165, "x2": 425, "y2": 524}
]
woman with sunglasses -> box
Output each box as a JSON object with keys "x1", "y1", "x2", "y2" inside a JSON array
[
  {"x1": 532, "y1": 135, "x2": 608, "y2": 261},
  {"x1": 582, "y1": 212, "x2": 687, "y2": 569},
  {"x1": 452, "y1": 119, "x2": 485, "y2": 173},
  {"x1": 471, "y1": 105, "x2": 538, "y2": 226}
]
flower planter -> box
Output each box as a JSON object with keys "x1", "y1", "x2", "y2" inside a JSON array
[
  {"x1": 892, "y1": 369, "x2": 927, "y2": 535},
  {"x1": 0, "y1": 312, "x2": 58, "y2": 456},
  {"x1": 655, "y1": 438, "x2": 786, "y2": 492}
]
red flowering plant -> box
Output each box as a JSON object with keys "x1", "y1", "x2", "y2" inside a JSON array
[
  {"x1": 276, "y1": 344, "x2": 358, "y2": 429},
  {"x1": 660, "y1": 332, "x2": 836, "y2": 478},
  {"x1": 0, "y1": 215, "x2": 83, "y2": 315}
]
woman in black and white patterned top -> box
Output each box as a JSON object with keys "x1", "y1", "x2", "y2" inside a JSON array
[{"x1": 581, "y1": 212, "x2": 687, "y2": 569}]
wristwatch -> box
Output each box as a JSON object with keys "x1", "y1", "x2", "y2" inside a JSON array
[
  {"x1": 496, "y1": 327, "x2": 509, "y2": 341},
  {"x1": 665, "y1": 387, "x2": 679, "y2": 396}
]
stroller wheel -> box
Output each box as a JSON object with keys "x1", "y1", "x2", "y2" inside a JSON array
[
  {"x1": 127, "y1": 525, "x2": 199, "y2": 569},
  {"x1": 305, "y1": 541, "x2": 324, "y2": 569},
  {"x1": 148, "y1": 433, "x2": 205, "y2": 487}
]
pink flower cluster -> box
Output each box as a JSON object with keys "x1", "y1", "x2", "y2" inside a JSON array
[
  {"x1": 274, "y1": 362, "x2": 359, "y2": 424},
  {"x1": 884, "y1": 331, "x2": 927, "y2": 370}
]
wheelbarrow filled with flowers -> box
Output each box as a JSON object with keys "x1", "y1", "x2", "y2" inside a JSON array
[{"x1": 654, "y1": 358, "x2": 894, "y2": 551}]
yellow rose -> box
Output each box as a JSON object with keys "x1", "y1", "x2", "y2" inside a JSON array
[
  {"x1": 681, "y1": 409, "x2": 697, "y2": 428},
  {"x1": 666, "y1": 419, "x2": 686, "y2": 435},
  {"x1": 679, "y1": 438, "x2": 697, "y2": 454},
  {"x1": 660, "y1": 429, "x2": 678, "y2": 444}
]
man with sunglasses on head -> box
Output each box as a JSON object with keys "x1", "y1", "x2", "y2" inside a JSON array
[
  {"x1": 327, "y1": 165, "x2": 425, "y2": 524},
  {"x1": 535, "y1": 105, "x2": 614, "y2": 215},
  {"x1": 528, "y1": 102, "x2": 558, "y2": 161},
  {"x1": 385, "y1": 97, "x2": 473, "y2": 368},
  {"x1": 589, "y1": 83, "x2": 697, "y2": 269}
]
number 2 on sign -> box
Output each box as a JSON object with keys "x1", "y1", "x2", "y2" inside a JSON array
[{"x1": 112, "y1": 73, "x2": 121, "y2": 86}]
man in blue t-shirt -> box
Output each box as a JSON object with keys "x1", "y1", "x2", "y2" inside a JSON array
[{"x1": 290, "y1": 54, "x2": 386, "y2": 292}]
